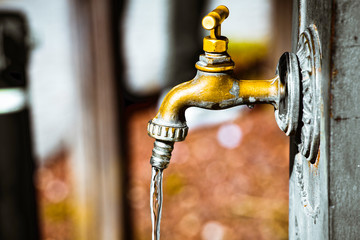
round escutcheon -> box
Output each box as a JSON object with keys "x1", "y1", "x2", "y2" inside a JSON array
[{"x1": 296, "y1": 25, "x2": 322, "y2": 163}]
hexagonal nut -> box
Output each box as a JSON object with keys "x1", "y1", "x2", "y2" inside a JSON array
[
  {"x1": 199, "y1": 54, "x2": 231, "y2": 64},
  {"x1": 203, "y1": 36, "x2": 228, "y2": 53}
]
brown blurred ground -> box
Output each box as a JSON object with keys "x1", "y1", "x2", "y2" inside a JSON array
[
  {"x1": 35, "y1": 104, "x2": 289, "y2": 240},
  {"x1": 36, "y1": 151, "x2": 76, "y2": 239},
  {"x1": 128, "y1": 105, "x2": 289, "y2": 240}
]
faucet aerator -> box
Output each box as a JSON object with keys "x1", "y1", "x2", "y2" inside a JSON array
[{"x1": 150, "y1": 140, "x2": 174, "y2": 170}]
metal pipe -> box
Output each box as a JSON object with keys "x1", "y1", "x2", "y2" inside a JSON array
[{"x1": 152, "y1": 71, "x2": 282, "y2": 129}]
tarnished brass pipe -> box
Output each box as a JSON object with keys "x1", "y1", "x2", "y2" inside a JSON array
[
  {"x1": 152, "y1": 72, "x2": 282, "y2": 127},
  {"x1": 238, "y1": 77, "x2": 281, "y2": 104}
]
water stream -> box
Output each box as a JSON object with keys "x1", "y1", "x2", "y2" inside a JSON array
[{"x1": 150, "y1": 167, "x2": 164, "y2": 240}]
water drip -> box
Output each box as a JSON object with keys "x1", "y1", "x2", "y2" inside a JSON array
[{"x1": 150, "y1": 167, "x2": 163, "y2": 240}]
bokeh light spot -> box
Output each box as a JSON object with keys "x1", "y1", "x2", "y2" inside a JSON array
[{"x1": 217, "y1": 123, "x2": 243, "y2": 149}]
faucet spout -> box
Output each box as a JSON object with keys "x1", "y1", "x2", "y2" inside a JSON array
[
  {"x1": 148, "y1": 69, "x2": 283, "y2": 145},
  {"x1": 147, "y1": 69, "x2": 283, "y2": 169},
  {"x1": 153, "y1": 70, "x2": 281, "y2": 126}
]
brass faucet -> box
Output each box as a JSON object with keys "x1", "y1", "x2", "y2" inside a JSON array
[{"x1": 147, "y1": 5, "x2": 300, "y2": 169}]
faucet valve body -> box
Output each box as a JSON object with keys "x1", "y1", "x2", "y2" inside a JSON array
[{"x1": 147, "y1": 5, "x2": 301, "y2": 169}]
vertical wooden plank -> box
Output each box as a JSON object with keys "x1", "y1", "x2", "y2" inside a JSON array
[{"x1": 70, "y1": 0, "x2": 123, "y2": 239}]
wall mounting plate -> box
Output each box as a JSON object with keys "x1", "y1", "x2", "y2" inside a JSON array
[{"x1": 296, "y1": 25, "x2": 322, "y2": 163}]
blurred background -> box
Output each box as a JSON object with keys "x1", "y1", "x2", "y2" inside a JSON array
[{"x1": 0, "y1": 0, "x2": 292, "y2": 239}]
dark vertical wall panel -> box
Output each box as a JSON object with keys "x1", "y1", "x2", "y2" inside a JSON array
[
  {"x1": 0, "y1": 12, "x2": 39, "y2": 240},
  {"x1": 329, "y1": 1, "x2": 360, "y2": 239},
  {"x1": 0, "y1": 111, "x2": 39, "y2": 240}
]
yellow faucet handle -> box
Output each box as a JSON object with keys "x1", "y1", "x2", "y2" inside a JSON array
[
  {"x1": 202, "y1": 5, "x2": 229, "y2": 53},
  {"x1": 202, "y1": 5, "x2": 229, "y2": 32}
]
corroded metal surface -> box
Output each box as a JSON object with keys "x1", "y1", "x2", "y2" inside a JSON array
[
  {"x1": 294, "y1": 153, "x2": 320, "y2": 221},
  {"x1": 289, "y1": 0, "x2": 332, "y2": 239},
  {"x1": 195, "y1": 52, "x2": 234, "y2": 72},
  {"x1": 288, "y1": 25, "x2": 323, "y2": 239}
]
